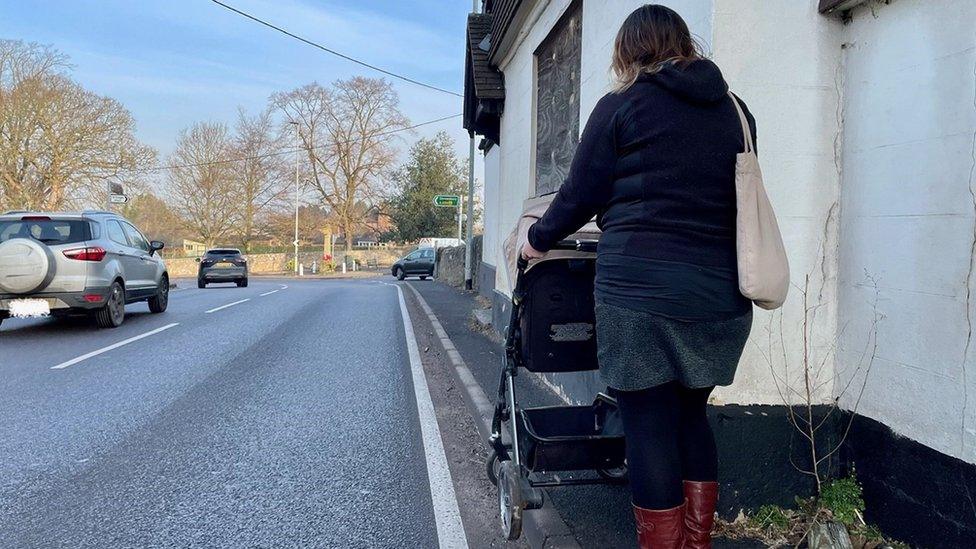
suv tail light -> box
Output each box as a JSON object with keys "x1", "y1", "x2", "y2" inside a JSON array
[{"x1": 63, "y1": 246, "x2": 107, "y2": 261}]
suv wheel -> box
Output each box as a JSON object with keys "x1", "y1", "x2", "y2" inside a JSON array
[
  {"x1": 94, "y1": 282, "x2": 125, "y2": 328},
  {"x1": 148, "y1": 276, "x2": 169, "y2": 313},
  {"x1": 395, "y1": 267, "x2": 405, "y2": 281},
  {"x1": 198, "y1": 279, "x2": 206, "y2": 289}
]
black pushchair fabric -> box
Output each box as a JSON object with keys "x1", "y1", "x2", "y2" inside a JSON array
[{"x1": 518, "y1": 259, "x2": 598, "y2": 373}]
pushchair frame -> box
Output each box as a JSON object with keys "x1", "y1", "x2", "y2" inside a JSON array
[{"x1": 487, "y1": 239, "x2": 627, "y2": 540}]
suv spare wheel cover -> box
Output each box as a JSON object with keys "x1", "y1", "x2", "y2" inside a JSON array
[{"x1": 0, "y1": 238, "x2": 57, "y2": 294}]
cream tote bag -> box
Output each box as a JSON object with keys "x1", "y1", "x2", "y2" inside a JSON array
[{"x1": 729, "y1": 92, "x2": 789, "y2": 310}]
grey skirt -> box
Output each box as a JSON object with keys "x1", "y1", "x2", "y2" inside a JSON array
[{"x1": 595, "y1": 301, "x2": 753, "y2": 391}]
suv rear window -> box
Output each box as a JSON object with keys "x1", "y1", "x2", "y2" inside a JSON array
[
  {"x1": 0, "y1": 218, "x2": 91, "y2": 245},
  {"x1": 206, "y1": 249, "x2": 241, "y2": 256}
]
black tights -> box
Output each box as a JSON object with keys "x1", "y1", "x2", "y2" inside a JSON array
[{"x1": 610, "y1": 381, "x2": 717, "y2": 509}]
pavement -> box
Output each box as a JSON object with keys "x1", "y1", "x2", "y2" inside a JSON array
[
  {"x1": 0, "y1": 277, "x2": 507, "y2": 548},
  {"x1": 406, "y1": 279, "x2": 766, "y2": 549}
]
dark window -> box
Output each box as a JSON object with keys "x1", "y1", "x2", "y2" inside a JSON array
[
  {"x1": 534, "y1": 1, "x2": 582, "y2": 196},
  {"x1": 0, "y1": 219, "x2": 91, "y2": 245},
  {"x1": 206, "y1": 249, "x2": 242, "y2": 257}
]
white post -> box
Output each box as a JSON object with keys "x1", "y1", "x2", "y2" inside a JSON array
[
  {"x1": 299, "y1": 263, "x2": 304, "y2": 277},
  {"x1": 342, "y1": 261, "x2": 347, "y2": 274},
  {"x1": 292, "y1": 121, "x2": 300, "y2": 275}
]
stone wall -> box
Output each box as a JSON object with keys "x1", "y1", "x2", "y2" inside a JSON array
[
  {"x1": 435, "y1": 236, "x2": 482, "y2": 289},
  {"x1": 163, "y1": 247, "x2": 414, "y2": 278},
  {"x1": 164, "y1": 253, "x2": 290, "y2": 277}
]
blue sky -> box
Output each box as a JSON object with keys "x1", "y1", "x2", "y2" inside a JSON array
[{"x1": 0, "y1": 0, "x2": 476, "y2": 176}]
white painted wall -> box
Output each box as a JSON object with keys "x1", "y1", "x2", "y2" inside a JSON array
[
  {"x1": 488, "y1": 0, "x2": 843, "y2": 406},
  {"x1": 835, "y1": 0, "x2": 976, "y2": 464},
  {"x1": 710, "y1": 0, "x2": 844, "y2": 406},
  {"x1": 481, "y1": 145, "x2": 501, "y2": 270}
]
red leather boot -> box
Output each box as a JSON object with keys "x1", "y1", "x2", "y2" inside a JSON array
[
  {"x1": 683, "y1": 481, "x2": 719, "y2": 549},
  {"x1": 633, "y1": 501, "x2": 686, "y2": 549}
]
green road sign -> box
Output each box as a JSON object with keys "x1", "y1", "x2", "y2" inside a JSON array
[{"x1": 433, "y1": 194, "x2": 460, "y2": 207}]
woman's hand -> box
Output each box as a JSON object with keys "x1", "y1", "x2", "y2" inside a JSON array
[{"x1": 521, "y1": 242, "x2": 546, "y2": 261}]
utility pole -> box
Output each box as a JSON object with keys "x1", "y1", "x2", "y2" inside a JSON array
[
  {"x1": 290, "y1": 121, "x2": 300, "y2": 275},
  {"x1": 464, "y1": 0, "x2": 479, "y2": 290}
]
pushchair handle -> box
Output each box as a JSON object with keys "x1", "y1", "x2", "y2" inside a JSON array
[
  {"x1": 553, "y1": 239, "x2": 598, "y2": 253},
  {"x1": 516, "y1": 239, "x2": 598, "y2": 271}
]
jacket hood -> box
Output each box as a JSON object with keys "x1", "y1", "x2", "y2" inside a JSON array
[{"x1": 645, "y1": 59, "x2": 729, "y2": 104}]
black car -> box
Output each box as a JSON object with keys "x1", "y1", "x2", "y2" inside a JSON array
[
  {"x1": 391, "y1": 247, "x2": 435, "y2": 280},
  {"x1": 197, "y1": 248, "x2": 248, "y2": 288}
]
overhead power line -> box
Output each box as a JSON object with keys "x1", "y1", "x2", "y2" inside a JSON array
[
  {"x1": 209, "y1": 0, "x2": 463, "y2": 98},
  {"x1": 131, "y1": 113, "x2": 461, "y2": 174}
]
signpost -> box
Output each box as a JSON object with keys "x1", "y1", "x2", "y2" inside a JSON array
[
  {"x1": 433, "y1": 194, "x2": 463, "y2": 242},
  {"x1": 109, "y1": 194, "x2": 128, "y2": 205}
]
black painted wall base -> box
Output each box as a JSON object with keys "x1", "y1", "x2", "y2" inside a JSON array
[
  {"x1": 478, "y1": 262, "x2": 496, "y2": 300},
  {"x1": 710, "y1": 404, "x2": 842, "y2": 518},
  {"x1": 844, "y1": 413, "x2": 976, "y2": 548}
]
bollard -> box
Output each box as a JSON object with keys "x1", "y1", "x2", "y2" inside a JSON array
[
  {"x1": 342, "y1": 262, "x2": 346, "y2": 274},
  {"x1": 299, "y1": 263, "x2": 304, "y2": 277},
  {"x1": 312, "y1": 261, "x2": 318, "y2": 274}
]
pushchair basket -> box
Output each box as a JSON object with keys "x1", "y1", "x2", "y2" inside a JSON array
[{"x1": 517, "y1": 398, "x2": 625, "y2": 472}]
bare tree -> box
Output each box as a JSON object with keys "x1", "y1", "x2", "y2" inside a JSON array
[
  {"x1": 756, "y1": 272, "x2": 883, "y2": 495},
  {"x1": 271, "y1": 77, "x2": 409, "y2": 251},
  {"x1": 232, "y1": 108, "x2": 289, "y2": 251},
  {"x1": 0, "y1": 39, "x2": 155, "y2": 210},
  {"x1": 165, "y1": 122, "x2": 237, "y2": 248}
]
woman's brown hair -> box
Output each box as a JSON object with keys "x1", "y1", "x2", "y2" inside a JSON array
[{"x1": 611, "y1": 4, "x2": 704, "y2": 92}]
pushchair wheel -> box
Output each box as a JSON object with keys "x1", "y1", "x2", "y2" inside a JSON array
[
  {"x1": 597, "y1": 464, "x2": 628, "y2": 481},
  {"x1": 486, "y1": 449, "x2": 500, "y2": 486},
  {"x1": 498, "y1": 460, "x2": 524, "y2": 540}
]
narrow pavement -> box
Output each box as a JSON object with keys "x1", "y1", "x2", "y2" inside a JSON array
[{"x1": 0, "y1": 279, "x2": 472, "y2": 548}]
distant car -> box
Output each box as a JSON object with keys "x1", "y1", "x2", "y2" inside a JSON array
[
  {"x1": 0, "y1": 210, "x2": 169, "y2": 329},
  {"x1": 197, "y1": 248, "x2": 248, "y2": 288},
  {"x1": 391, "y1": 247, "x2": 435, "y2": 280}
]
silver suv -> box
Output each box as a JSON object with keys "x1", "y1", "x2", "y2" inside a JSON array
[{"x1": 0, "y1": 210, "x2": 169, "y2": 329}]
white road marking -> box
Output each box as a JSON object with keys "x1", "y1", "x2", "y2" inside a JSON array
[
  {"x1": 390, "y1": 282, "x2": 469, "y2": 549},
  {"x1": 51, "y1": 323, "x2": 180, "y2": 370},
  {"x1": 205, "y1": 299, "x2": 249, "y2": 314},
  {"x1": 259, "y1": 290, "x2": 279, "y2": 297}
]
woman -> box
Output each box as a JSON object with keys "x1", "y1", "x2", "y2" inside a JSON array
[{"x1": 521, "y1": 5, "x2": 756, "y2": 549}]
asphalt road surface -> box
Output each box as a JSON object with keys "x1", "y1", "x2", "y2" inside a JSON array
[{"x1": 0, "y1": 278, "x2": 478, "y2": 548}]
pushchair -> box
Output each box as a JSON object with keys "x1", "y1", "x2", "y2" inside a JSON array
[{"x1": 488, "y1": 215, "x2": 628, "y2": 540}]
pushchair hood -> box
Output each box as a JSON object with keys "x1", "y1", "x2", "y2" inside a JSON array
[{"x1": 502, "y1": 194, "x2": 601, "y2": 291}]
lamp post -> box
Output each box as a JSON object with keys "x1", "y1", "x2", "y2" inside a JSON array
[
  {"x1": 464, "y1": 0, "x2": 479, "y2": 290},
  {"x1": 289, "y1": 121, "x2": 300, "y2": 275}
]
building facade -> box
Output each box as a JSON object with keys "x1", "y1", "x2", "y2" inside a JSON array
[{"x1": 464, "y1": 0, "x2": 976, "y2": 545}]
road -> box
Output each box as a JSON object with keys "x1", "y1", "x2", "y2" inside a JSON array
[{"x1": 0, "y1": 278, "x2": 475, "y2": 548}]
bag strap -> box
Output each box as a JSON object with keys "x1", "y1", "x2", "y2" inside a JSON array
[{"x1": 728, "y1": 91, "x2": 754, "y2": 154}]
